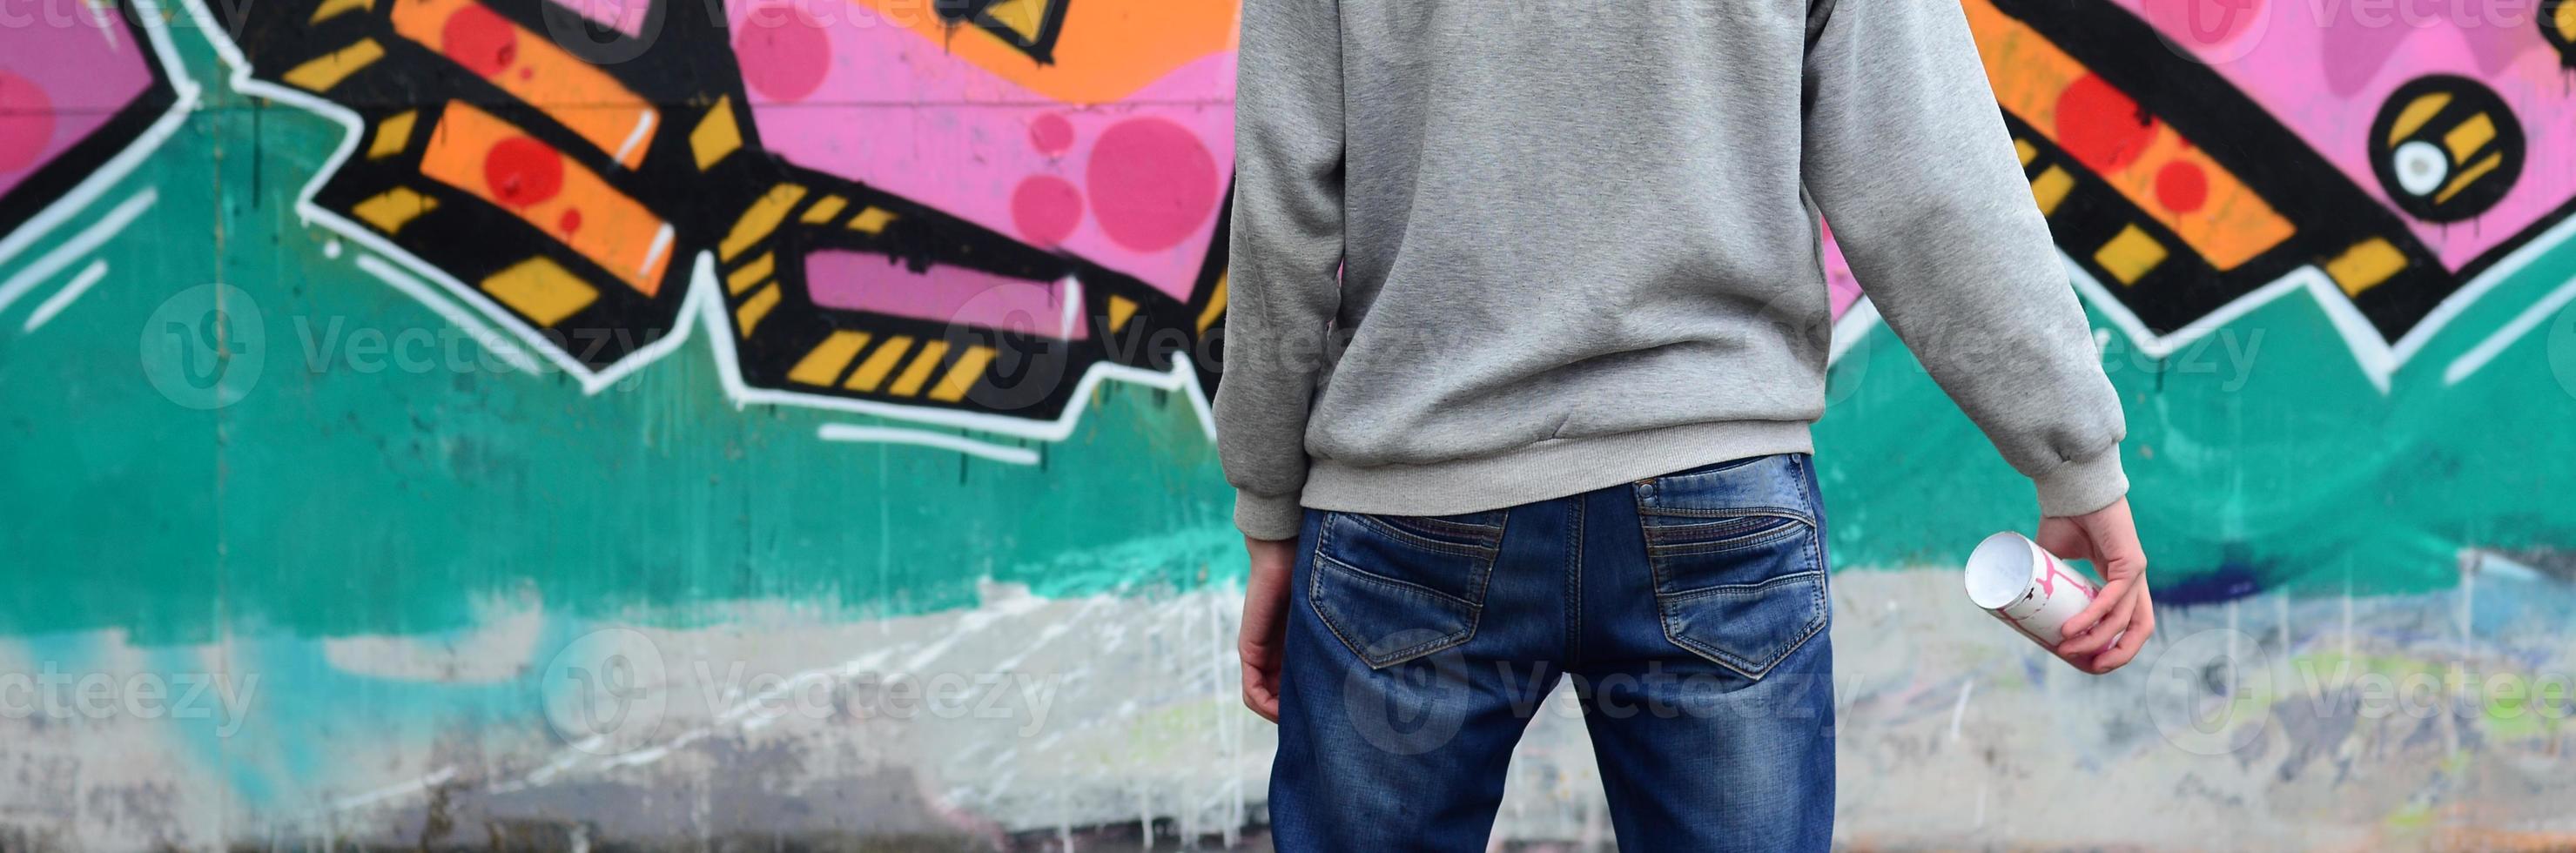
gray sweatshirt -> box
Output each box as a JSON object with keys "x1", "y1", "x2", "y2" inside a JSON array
[{"x1": 1214, "y1": 0, "x2": 2129, "y2": 541}]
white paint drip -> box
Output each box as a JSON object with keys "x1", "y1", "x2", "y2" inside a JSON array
[
  {"x1": 2342, "y1": 586, "x2": 2353, "y2": 661},
  {"x1": 1947, "y1": 679, "x2": 1974, "y2": 744},
  {"x1": 900, "y1": 592, "x2": 1051, "y2": 672},
  {"x1": 2277, "y1": 590, "x2": 2290, "y2": 655},
  {"x1": 989, "y1": 596, "x2": 1114, "y2": 672},
  {"x1": 330, "y1": 765, "x2": 455, "y2": 812},
  {"x1": 467, "y1": 584, "x2": 1066, "y2": 798}
]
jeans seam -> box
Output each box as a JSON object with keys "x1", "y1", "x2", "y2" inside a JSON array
[
  {"x1": 1656, "y1": 568, "x2": 1827, "y2": 605},
  {"x1": 1352, "y1": 514, "x2": 1502, "y2": 558},
  {"x1": 1642, "y1": 513, "x2": 1805, "y2": 541},
  {"x1": 1793, "y1": 454, "x2": 1816, "y2": 518},
  {"x1": 1374, "y1": 513, "x2": 1507, "y2": 540},
  {"x1": 1566, "y1": 497, "x2": 1584, "y2": 662},
  {"x1": 1644, "y1": 518, "x2": 1815, "y2": 558},
  {"x1": 1316, "y1": 552, "x2": 1482, "y2": 611},
  {"x1": 1636, "y1": 505, "x2": 1818, "y2": 521},
  {"x1": 1631, "y1": 486, "x2": 1671, "y2": 595},
  {"x1": 1474, "y1": 511, "x2": 1507, "y2": 607},
  {"x1": 1306, "y1": 519, "x2": 1375, "y2": 666}
]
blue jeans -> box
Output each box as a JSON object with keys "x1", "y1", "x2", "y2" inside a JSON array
[{"x1": 1269, "y1": 453, "x2": 1835, "y2": 852}]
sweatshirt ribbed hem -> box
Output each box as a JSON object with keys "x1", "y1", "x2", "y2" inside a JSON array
[
  {"x1": 1301, "y1": 420, "x2": 1816, "y2": 518},
  {"x1": 2032, "y1": 449, "x2": 2129, "y2": 517}
]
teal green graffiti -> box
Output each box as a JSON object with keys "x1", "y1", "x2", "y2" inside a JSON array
[{"x1": 5, "y1": 27, "x2": 2576, "y2": 648}]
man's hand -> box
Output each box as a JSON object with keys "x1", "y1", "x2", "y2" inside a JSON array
[
  {"x1": 2035, "y1": 497, "x2": 2154, "y2": 675},
  {"x1": 1238, "y1": 535, "x2": 1297, "y2": 722}
]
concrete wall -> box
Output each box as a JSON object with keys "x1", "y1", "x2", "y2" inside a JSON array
[{"x1": 2, "y1": 0, "x2": 2573, "y2": 848}]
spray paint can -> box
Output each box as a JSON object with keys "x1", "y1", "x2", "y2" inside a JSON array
[{"x1": 1964, "y1": 531, "x2": 2096, "y2": 648}]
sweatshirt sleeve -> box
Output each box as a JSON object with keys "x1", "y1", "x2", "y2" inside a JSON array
[
  {"x1": 1800, "y1": 0, "x2": 2129, "y2": 516},
  {"x1": 1213, "y1": 0, "x2": 1346, "y2": 540}
]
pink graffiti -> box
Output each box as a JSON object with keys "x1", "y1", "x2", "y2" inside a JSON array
[
  {"x1": 0, "y1": 15, "x2": 154, "y2": 195},
  {"x1": 0, "y1": 71, "x2": 52, "y2": 175},
  {"x1": 733, "y1": 5, "x2": 831, "y2": 103},
  {"x1": 1819, "y1": 226, "x2": 1863, "y2": 320},
  {"x1": 2115, "y1": 0, "x2": 2576, "y2": 271},
  {"x1": 723, "y1": 0, "x2": 1235, "y2": 304},
  {"x1": 804, "y1": 249, "x2": 1093, "y2": 340}
]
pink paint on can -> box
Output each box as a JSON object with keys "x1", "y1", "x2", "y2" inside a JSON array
[{"x1": 1965, "y1": 531, "x2": 2097, "y2": 648}]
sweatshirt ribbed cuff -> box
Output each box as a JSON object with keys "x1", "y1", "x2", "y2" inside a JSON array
[
  {"x1": 1234, "y1": 489, "x2": 1306, "y2": 541},
  {"x1": 2033, "y1": 449, "x2": 2129, "y2": 517}
]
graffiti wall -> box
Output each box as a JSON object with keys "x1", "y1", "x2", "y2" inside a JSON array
[{"x1": 0, "y1": 0, "x2": 2570, "y2": 848}]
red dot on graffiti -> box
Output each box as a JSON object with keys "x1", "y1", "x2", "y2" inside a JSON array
[
  {"x1": 483, "y1": 136, "x2": 563, "y2": 210},
  {"x1": 558, "y1": 207, "x2": 583, "y2": 236},
  {"x1": 734, "y1": 6, "x2": 831, "y2": 103},
  {"x1": 2156, "y1": 160, "x2": 2208, "y2": 213},
  {"x1": 0, "y1": 71, "x2": 55, "y2": 174},
  {"x1": 2055, "y1": 74, "x2": 2156, "y2": 174},
  {"x1": 1086, "y1": 118, "x2": 1218, "y2": 252},
  {"x1": 1012, "y1": 175, "x2": 1084, "y2": 246},
  {"x1": 441, "y1": 4, "x2": 520, "y2": 78},
  {"x1": 1029, "y1": 113, "x2": 1075, "y2": 158}
]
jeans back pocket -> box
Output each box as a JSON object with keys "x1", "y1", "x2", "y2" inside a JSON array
[
  {"x1": 1631, "y1": 454, "x2": 1830, "y2": 680},
  {"x1": 1307, "y1": 509, "x2": 1506, "y2": 668}
]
